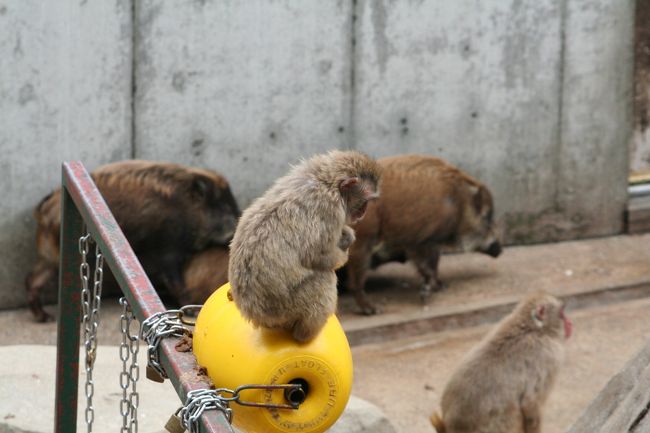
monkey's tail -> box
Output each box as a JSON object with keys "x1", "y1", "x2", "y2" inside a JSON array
[{"x1": 430, "y1": 412, "x2": 446, "y2": 433}]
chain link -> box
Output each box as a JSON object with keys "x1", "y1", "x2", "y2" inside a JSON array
[
  {"x1": 180, "y1": 389, "x2": 233, "y2": 432},
  {"x1": 138, "y1": 305, "x2": 303, "y2": 430},
  {"x1": 177, "y1": 385, "x2": 302, "y2": 433},
  {"x1": 140, "y1": 307, "x2": 199, "y2": 380},
  {"x1": 80, "y1": 229, "x2": 105, "y2": 433},
  {"x1": 119, "y1": 297, "x2": 141, "y2": 433}
]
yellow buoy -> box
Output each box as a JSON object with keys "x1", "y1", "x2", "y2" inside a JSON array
[{"x1": 193, "y1": 283, "x2": 353, "y2": 433}]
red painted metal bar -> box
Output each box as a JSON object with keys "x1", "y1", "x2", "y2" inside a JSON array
[
  {"x1": 54, "y1": 186, "x2": 84, "y2": 433},
  {"x1": 55, "y1": 161, "x2": 233, "y2": 433}
]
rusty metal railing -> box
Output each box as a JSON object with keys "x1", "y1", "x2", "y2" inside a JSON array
[{"x1": 54, "y1": 161, "x2": 234, "y2": 433}]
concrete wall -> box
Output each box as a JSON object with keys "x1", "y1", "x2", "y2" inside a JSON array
[
  {"x1": 353, "y1": 0, "x2": 633, "y2": 243},
  {"x1": 133, "y1": 0, "x2": 353, "y2": 202},
  {"x1": 353, "y1": 0, "x2": 566, "y2": 242},
  {"x1": 557, "y1": 0, "x2": 633, "y2": 240},
  {"x1": 0, "y1": 0, "x2": 634, "y2": 309},
  {"x1": 0, "y1": 1, "x2": 132, "y2": 309},
  {"x1": 632, "y1": 0, "x2": 650, "y2": 175}
]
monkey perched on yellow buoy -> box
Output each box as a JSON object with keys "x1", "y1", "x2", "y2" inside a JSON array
[
  {"x1": 229, "y1": 150, "x2": 381, "y2": 342},
  {"x1": 193, "y1": 283, "x2": 354, "y2": 433}
]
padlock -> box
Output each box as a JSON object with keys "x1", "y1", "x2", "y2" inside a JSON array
[
  {"x1": 164, "y1": 411, "x2": 185, "y2": 433},
  {"x1": 193, "y1": 283, "x2": 353, "y2": 433},
  {"x1": 146, "y1": 364, "x2": 165, "y2": 383}
]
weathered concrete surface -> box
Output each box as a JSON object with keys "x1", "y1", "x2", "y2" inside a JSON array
[
  {"x1": 328, "y1": 396, "x2": 397, "y2": 433},
  {"x1": 557, "y1": 0, "x2": 634, "y2": 241},
  {"x1": 352, "y1": 297, "x2": 650, "y2": 433},
  {"x1": 339, "y1": 233, "x2": 650, "y2": 345},
  {"x1": 0, "y1": 345, "x2": 393, "y2": 433},
  {"x1": 631, "y1": 0, "x2": 650, "y2": 175},
  {"x1": 2, "y1": 303, "x2": 648, "y2": 433},
  {"x1": 566, "y1": 339, "x2": 650, "y2": 433},
  {"x1": 0, "y1": 1, "x2": 132, "y2": 309},
  {"x1": 0, "y1": 1, "x2": 637, "y2": 309},
  {"x1": 1, "y1": 235, "x2": 650, "y2": 432},
  {"x1": 133, "y1": 0, "x2": 353, "y2": 208},
  {"x1": 353, "y1": 0, "x2": 633, "y2": 244},
  {"x1": 0, "y1": 345, "x2": 177, "y2": 433},
  {"x1": 5, "y1": 233, "x2": 650, "y2": 346}
]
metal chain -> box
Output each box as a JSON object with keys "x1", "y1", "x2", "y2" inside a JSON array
[
  {"x1": 76, "y1": 228, "x2": 303, "y2": 433},
  {"x1": 179, "y1": 389, "x2": 233, "y2": 432},
  {"x1": 119, "y1": 297, "x2": 141, "y2": 433},
  {"x1": 177, "y1": 385, "x2": 302, "y2": 432},
  {"x1": 140, "y1": 305, "x2": 201, "y2": 380},
  {"x1": 138, "y1": 306, "x2": 304, "y2": 431},
  {"x1": 80, "y1": 229, "x2": 105, "y2": 433}
]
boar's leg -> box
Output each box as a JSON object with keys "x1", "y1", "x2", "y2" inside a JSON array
[
  {"x1": 407, "y1": 245, "x2": 444, "y2": 304},
  {"x1": 25, "y1": 260, "x2": 57, "y2": 322},
  {"x1": 139, "y1": 250, "x2": 193, "y2": 307},
  {"x1": 346, "y1": 241, "x2": 381, "y2": 315}
]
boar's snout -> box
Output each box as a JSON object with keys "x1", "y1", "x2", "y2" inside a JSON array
[
  {"x1": 211, "y1": 229, "x2": 235, "y2": 246},
  {"x1": 484, "y1": 240, "x2": 502, "y2": 258},
  {"x1": 209, "y1": 214, "x2": 238, "y2": 245}
]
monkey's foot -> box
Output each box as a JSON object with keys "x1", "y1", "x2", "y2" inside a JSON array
[
  {"x1": 358, "y1": 302, "x2": 382, "y2": 316},
  {"x1": 420, "y1": 285, "x2": 432, "y2": 304},
  {"x1": 334, "y1": 258, "x2": 349, "y2": 271},
  {"x1": 420, "y1": 280, "x2": 446, "y2": 304},
  {"x1": 291, "y1": 320, "x2": 320, "y2": 343}
]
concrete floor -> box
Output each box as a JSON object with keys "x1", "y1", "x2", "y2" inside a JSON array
[
  {"x1": 352, "y1": 297, "x2": 650, "y2": 433},
  {"x1": 2, "y1": 233, "x2": 650, "y2": 432},
  {"x1": 6, "y1": 233, "x2": 650, "y2": 346}
]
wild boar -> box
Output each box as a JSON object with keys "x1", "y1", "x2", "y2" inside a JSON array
[
  {"x1": 25, "y1": 160, "x2": 239, "y2": 322},
  {"x1": 345, "y1": 154, "x2": 501, "y2": 314},
  {"x1": 181, "y1": 246, "x2": 230, "y2": 305}
]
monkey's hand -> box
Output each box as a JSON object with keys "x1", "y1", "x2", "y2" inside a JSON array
[
  {"x1": 521, "y1": 398, "x2": 541, "y2": 433},
  {"x1": 333, "y1": 248, "x2": 350, "y2": 270},
  {"x1": 300, "y1": 219, "x2": 352, "y2": 271},
  {"x1": 305, "y1": 243, "x2": 349, "y2": 271},
  {"x1": 338, "y1": 226, "x2": 356, "y2": 251}
]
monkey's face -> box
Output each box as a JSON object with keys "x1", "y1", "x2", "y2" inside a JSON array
[
  {"x1": 339, "y1": 177, "x2": 379, "y2": 223},
  {"x1": 559, "y1": 306, "x2": 572, "y2": 339}
]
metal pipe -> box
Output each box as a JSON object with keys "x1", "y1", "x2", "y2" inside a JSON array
[
  {"x1": 629, "y1": 183, "x2": 650, "y2": 197},
  {"x1": 54, "y1": 185, "x2": 83, "y2": 433},
  {"x1": 55, "y1": 161, "x2": 233, "y2": 433}
]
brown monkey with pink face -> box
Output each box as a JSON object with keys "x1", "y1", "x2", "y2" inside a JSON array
[
  {"x1": 431, "y1": 291, "x2": 572, "y2": 433},
  {"x1": 229, "y1": 150, "x2": 381, "y2": 342}
]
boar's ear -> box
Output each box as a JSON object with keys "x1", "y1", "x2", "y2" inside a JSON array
[
  {"x1": 192, "y1": 175, "x2": 220, "y2": 200},
  {"x1": 468, "y1": 184, "x2": 483, "y2": 212},
  {"x1": 470, "y1": 184, "x2": 490, "y2": 214},
  {"x1": 35, "y1": 190, "x2": 54, "y2": 215}
]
